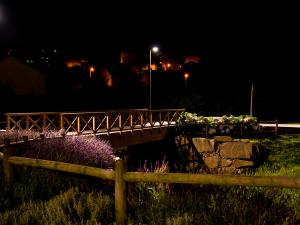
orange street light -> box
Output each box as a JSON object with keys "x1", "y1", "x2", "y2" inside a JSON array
[
  {"x1": 89, "y1": 66, "x2": 95, "y2": 79},
  {"x1": 184, "y1": 73, "x2": 189, "y2": 88},
  {"x1": 184, "y1": 73, "x2": 189, "y2": 80}
]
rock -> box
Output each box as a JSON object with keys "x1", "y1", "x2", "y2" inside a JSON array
[
  {"x1": 192, "y1": 138, "x2": 213, "y2": 153},
  {"x1": 233, "y1": 159, "x2": 254, "y2": 168},
  {"x1": 220, "y1": 166, "x2": 237, "y2": 174},
  {"x1": 204, "y1": 155, "x2": 219, "y2": 168},
  {"x1": 176, "y1": 136, "x2": 189, "y2": 145},
  {"x1": 219, "y1": 142, "x2": 253, "y2": 159},
  {"x1": 220, "y1": 159, "x2": 233, "y2": 167}
]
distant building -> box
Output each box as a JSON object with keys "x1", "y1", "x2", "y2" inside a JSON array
[
  {"x1": 65, "y1": 58, "x2": 89, "y2": 68},
  {"x1": 0, "y1": 57, "x2": 47, "y2": 95},
  {"x1": 184, "y1": 55, "x2": 201, "y2": 64},
  {"x1": 120, "y1": 52, "x2": 138, "y2": 65}
]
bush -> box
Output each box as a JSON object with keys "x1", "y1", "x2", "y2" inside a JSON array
[
  {"x1": 177, "y1": 112, "x2": 259, "y2": 136},
  {"x1": 0, "y1": 130, "x2": 115, "y2": 168}
]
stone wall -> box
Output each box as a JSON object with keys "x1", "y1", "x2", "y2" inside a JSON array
[{"x1": 175, "y1": 135, "x2": 259, "y2": 174}]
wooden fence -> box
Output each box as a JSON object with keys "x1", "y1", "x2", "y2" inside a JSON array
[
  {"x1": 1, "y1": 138, "x2": 300, "y2": 224},
  {"x1": 5, "y1": 109, "x2": 184, "y2": 135}
]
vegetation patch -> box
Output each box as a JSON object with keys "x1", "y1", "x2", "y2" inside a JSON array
[
  {"x1": 177, "y1": 112, "x2": 259, "y2": 136},
  {"x1": 1, "y1": 131, "x2": 300, "y2": 224}
]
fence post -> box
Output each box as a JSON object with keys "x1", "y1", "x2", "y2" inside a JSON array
[
  {"x1": 149, "y1": 111, "x2": 153, "y2": 128},
  {"x1": 275, "y1": 119, "x2": 278, "y2": 134},
  {"x1": 26, "y1": 114, "x2": 30, "y2": 130},
  {"x1": 106, "y1": 112, "x2": 110, "y2": 132},
  {"x1": 3, "y1": 139, "x2": 13, "y2": 186},
  {"x1": 115, "y1": 158, "x2": 127, "y2": 225},
  {"x1": 43, "y1": 113, "x2": 47, "y2": 130},
  {"x1": 77, "y1": 116, "x2": 81, "y2": 135},
  {"x1": 60, "y1": 114, "x2": 64, "y2": 130},
  {"x1": 6, "y1": 114, "x2": 10, "y2": 130},
  {"x1": 92, "y1": 116, "x2": 96, "y2": 132}
]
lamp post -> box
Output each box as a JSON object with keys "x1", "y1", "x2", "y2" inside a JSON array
[
  {"x1": 250, "y1": 82, "x2": 254, "y2": 115},
  {"x1": 149, "y1": 46, "x2": 158, "y2": 110},
  {"x1": 184, "y1": 73, "x2": 189, "y2": 88},
  {"x1": 89, "y1": 66, "x2": 95, "y2": 80}
]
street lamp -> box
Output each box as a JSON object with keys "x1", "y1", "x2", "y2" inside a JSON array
[
  {"x1": 184, "y1": 73, "x2": 189, "y2": 88},
  {"x1": 250, "y1": 82, "x2": 254, "y2": 115},
  {"x1": 89, "y1": 66, "x2": 95, "y2": 80},
  {"x1": 149, "y1": 46, "x2": 158, "y2": 110}
]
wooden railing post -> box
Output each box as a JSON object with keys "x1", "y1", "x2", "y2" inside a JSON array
[
  {"x1": 140, "y1": 112, "x2": 143, "y2": 130},
  {"x1": 43, "y1": 113, "x2": 47, "y2": 130},
  {"x1": 149, "y1": 111, "x2": 153, "y2": 128},
  {"x1": 92, "y1": 116, "x2": 96, "y2": 133},
  {"x1": 159, "y1": 112, "x2": 162, "y2": 128},
  {"x1": 130, "y1": 113, "x2": 133, "y2": 129},
  {"x1": 77, "y1": 116, "x2": 81, "y2": 134},
  {"x1": 60, "y1": 114, "x2": 64, "y2": 130},
  {"x1": 275, "y1": 119, "x2": 278, "y2": 134},
  {"x1": 119, "y1": 113, "x2": 122, "y2": 130},
  {"x1": 106, "y1": 113, "x2": 110, "y2": 132},
  {"x1": 6, "y1": 114, "x2": 10, "y2": 130},
  {"x1": 26, "y1": 114, "x2": 30, "y2": 130},
  {"x1": 3, "y1": 139, "x2": 13, "y2": 185},
  {"x1": 115, "y1": 158, "x2": 127, "y2": 225}
]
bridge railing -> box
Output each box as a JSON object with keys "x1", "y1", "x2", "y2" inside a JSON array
[
  {"x1": 60, "y1": 109, "x2": 185, "y2": 135},
  {"x1": 5, "y1": 109, "x2": 185, "y2": 135},
  {"x1": 5, "y1": 112, "x2": 61, "y2": 131}
]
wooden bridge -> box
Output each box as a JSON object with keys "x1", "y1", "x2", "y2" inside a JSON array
[{"x1": 4, "y1": 109, "x2": 185, "y2": 148}]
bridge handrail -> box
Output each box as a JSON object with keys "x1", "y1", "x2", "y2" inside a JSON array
[
  {"x1": 4, "y1": 109, "x2": 185, "y2": 135},
  {"x1": 5, "y1": 112, "x2": 60, "y2": 116},
  {"x1": 60, "y1": 109, "x2": 184, "y2": 135},
  {"x1": 59, "y1": 109, "x2": 185, "y2": 115}
]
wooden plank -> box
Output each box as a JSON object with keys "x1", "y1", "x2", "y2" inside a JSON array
[
  {"x1": 124, "y1": 172, "x2": 300, "y2": 189},
  {"x1": 8, "y1": 156, "x2": 115, "y2": 180},
  {"x1": 115, "y1": 158, "x2": 127, "y2": 225}
]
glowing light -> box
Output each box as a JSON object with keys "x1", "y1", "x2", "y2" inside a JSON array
[
  {"x1": 152, "y1": 46, "x2": 158, "y2": 53},
  {"x1": 184, "y1": 73, "x2": 189, "y2": 80},
  {"x1": 90, "y1": 66, "x2": 95, "y2": 79},
  {"x1": 149, "y1": 46, "x2": 159, "y2": 110}
]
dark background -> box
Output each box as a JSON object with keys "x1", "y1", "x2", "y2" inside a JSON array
[{"x1": 1, "y1": 1, "x2": 299, "y2": 121}]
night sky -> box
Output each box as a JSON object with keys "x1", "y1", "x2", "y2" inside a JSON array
[
  {"x1": 1, "y1": 1, "x2": 299, "y2": 119},
  {"x1": 1, "y1": 2, "x2": 297, "y2": 72}
]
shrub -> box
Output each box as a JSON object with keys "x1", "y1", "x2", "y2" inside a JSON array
[
  {"x1": 0, "y1": 187, "x2": 115, "y2": 225},
  {"x1": 177, "y1": 111, "x2": 259, "y2": 135},
  {"x1": 0, "y1": 130, "x2": 115, "y2": 168},
  {"x1": 23, "y1": 135, "x2": 115, "y2": 168}
]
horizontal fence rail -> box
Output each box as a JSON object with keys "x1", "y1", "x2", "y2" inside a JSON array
[
  {"x1": 6, "y1": 112, "x2": 61, "y2": 131},
  {"x1": 124, "y1": 172, "x2": 300, "y2": 188},
  {"x1": 8, "y1": 156, "x2": 115, "y2": 180},
  {"x1": 5, "y1": 109, "x2": 185, "y2": 135},
  {"x1": 2, "y1": 148, "x2": 300, "y2": 224}
]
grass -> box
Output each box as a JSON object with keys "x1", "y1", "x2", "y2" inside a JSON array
[{"x1": 1, "y1": 132, "x2": 300, "y2": 224}]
